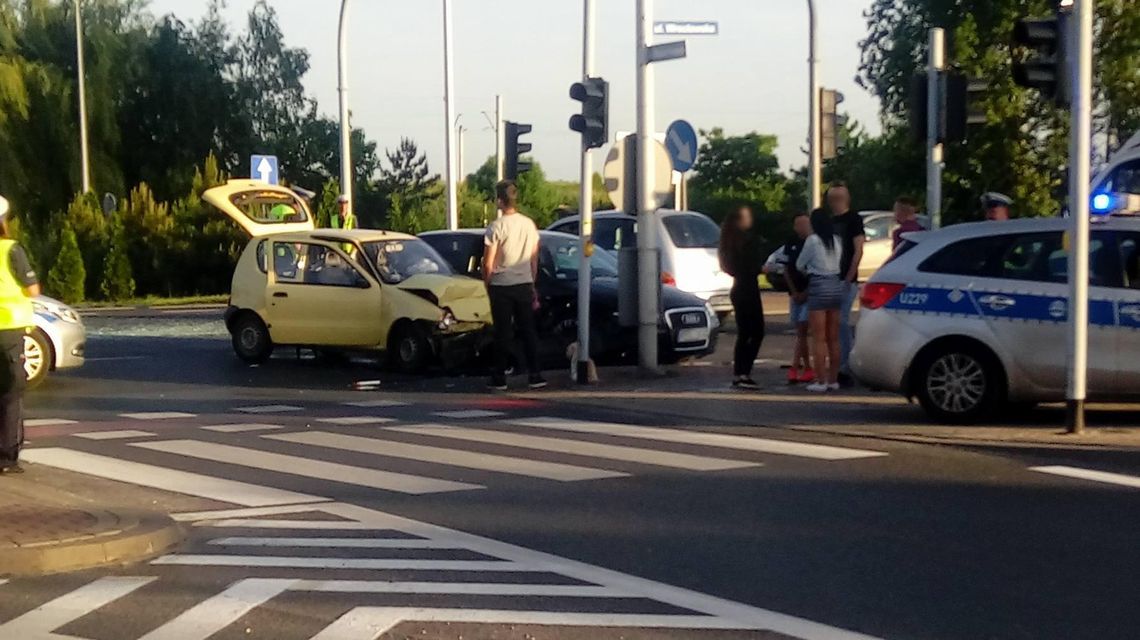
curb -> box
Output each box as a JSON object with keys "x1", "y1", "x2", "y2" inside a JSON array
[{"x1": 0, "y1": 510, "x2": 184, "y2": 577}]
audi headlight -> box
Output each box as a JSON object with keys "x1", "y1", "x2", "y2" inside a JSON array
[{"x1": 438, "y1": 309, "x2": 457, "y2": 330}]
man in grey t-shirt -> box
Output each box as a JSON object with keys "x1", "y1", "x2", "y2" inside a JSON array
[{"x1": 483, "y1": 181, "x2": 545, "y2": 390}]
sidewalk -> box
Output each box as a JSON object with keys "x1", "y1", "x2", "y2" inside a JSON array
[{"x1": 0, "y1": 465, "x2": 184, "y2": 577}]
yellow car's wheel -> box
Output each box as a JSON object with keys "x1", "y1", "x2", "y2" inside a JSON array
[
  {"x1": 390, "y1": 323, "x2": 431, "y2": 374},
  {"x1": 231, "y1": 313, "x2": 274, "y2": 365}
]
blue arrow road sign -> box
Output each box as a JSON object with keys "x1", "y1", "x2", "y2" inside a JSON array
[
  {"x1": 665, "y1": 120, "x2": 698, "y2": 173},
  {"x1": 250, "y1": 155, "x2": 279, "y2": 185}
]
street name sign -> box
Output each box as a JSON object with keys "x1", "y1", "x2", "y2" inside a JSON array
[
  {"x1": 645, "y1": 41, "x2": 687, "y2": 64},
  {"x1": 654, "y1": 21, "x2": 719, "y2": 36}
]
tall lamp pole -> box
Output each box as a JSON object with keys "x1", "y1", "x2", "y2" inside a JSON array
[
  {"x1": 337, "y1": 0, "x2": 353, "y2": 216},
  {"x1": 807, "y1": 0, "x2": 820, "y2": 210},
  {"x1": 442, "y1": 0, "x2": 459, "y2": 230},
  {"x1": 74, "y1": 0, "x2": 91, "y2": 194}
]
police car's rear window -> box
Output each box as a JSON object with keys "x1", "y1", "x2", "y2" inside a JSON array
[{"x1": 919, "y1": 235, "x2": 1014, "y2": 277}]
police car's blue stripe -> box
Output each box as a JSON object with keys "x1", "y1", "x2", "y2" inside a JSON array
[{"x1": 883, "y1": 285, "x2": 1119, "y2": 328}]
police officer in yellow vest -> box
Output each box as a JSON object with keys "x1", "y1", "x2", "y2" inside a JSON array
[{"x1": 0, "y1": 196, "x2": 38, "y2": 475}]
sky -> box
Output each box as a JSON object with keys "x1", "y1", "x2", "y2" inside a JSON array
[{"x1": 147, "y1": 0, "x2": 881, "y2": 182}]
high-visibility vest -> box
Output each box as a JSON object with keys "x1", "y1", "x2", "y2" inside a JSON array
[{"x1": 0, "y1": 240, "x2": 34, "y2": 330}]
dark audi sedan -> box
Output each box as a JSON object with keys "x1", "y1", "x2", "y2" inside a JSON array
[{"x1": 420, "y1": 230, "x2": 719, "y2": 365}]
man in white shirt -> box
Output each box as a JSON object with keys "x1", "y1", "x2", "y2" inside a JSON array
[{"x1": 483, "y1": 181, "x2": 545, "y2": 391}]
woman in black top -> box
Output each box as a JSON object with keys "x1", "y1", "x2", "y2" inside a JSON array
[{"x1": 718, "y1": 205, "x2": 765, "y2": 389}]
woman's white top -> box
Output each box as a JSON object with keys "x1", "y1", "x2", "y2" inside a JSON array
[{"x1": 795, "y1": 234, "x2": 842, "y2": 276}]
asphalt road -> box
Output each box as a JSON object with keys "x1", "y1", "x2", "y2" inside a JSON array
[{"x1": 10, "y1": 310, "x2": 1140, "y2": 640}]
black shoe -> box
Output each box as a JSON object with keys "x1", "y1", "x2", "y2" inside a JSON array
[
  {"x1": 527, "y1": 375, "x2": 548, "y2": 390},
  {"x1": 837, "y1": 372, "x2": 855, "y2": 388},
  {"x1": 0, "y1": 464, "x2": 24, "y2": 475},
  {"x1": 732, "y1": 377, "x2": 760, "y2": 390},
  {"x1": 488, "y1": 375, "x2": 508, "y2": 391}
]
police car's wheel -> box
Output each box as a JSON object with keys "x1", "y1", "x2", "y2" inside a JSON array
[
  {"x1": 25, "y1": 329, "x2": 52, "y2": 389},
  {"x1": 916, "y1": 344, "x2": 1002, "y2": 424},
  {"x1": 231, "y1": 314, "x2": 273, "y2": 364}
]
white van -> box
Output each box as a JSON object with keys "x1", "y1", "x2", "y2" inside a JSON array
[{"x1": 549, "y1": 210, "x2": 734, "y2": 314}]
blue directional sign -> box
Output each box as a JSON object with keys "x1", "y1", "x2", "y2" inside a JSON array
[
  {"x1": 250, "y1": 154, "x2": 279, "y2": 185},
  {"x1": 665, "y1": 120, "x2": 699, "y2": 173}
]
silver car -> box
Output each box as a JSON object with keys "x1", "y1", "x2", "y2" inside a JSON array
[
  {"x1": 29, "y1": 296, "x2": 85, "y2": 388},
  {"x1": 851, "y1": 216, "x2": 1140, "y2": 422}
]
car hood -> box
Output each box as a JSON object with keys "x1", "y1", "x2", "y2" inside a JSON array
[
  {"x1": 580, "y1": 278, "x2": 708, "y2": 311},
  {"x1": 396, "y1": 273, "x2": 490, "y2": 322}
]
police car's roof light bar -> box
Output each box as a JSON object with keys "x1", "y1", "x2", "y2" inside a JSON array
[{"x1": 1092, "y1": 192, "x2": 1140, "y2": 216}]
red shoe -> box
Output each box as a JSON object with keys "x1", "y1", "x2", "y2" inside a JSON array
[
  {"x1": 798, "y1": 369, "x2": 816, "y2": 383},
  {"x1": 787, "y1": 368, "x2": 800, "y2": 384}
]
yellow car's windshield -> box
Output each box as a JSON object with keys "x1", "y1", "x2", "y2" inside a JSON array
[{"x1": 363, "y1": 239, "x2": 453, "y2": 284}]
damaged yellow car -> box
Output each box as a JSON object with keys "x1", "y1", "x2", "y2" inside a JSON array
[{"x1": 205, "y1": 180, "x2": 491, "y2": 372}]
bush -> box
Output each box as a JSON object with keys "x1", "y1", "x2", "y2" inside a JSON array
[
  {"x1": 101, "y1": 214, "x2": 135, "y2": 301},
  {"x1": 46, "y1": 226, "x2": 86, "y2": 304}
]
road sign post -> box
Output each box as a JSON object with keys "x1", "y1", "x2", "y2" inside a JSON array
[
  {"x1": 250, "y1": 155, "x2": 280, "y2": 185},
  {"x1": 1066, "y1": 0, "x2": 1091, "y2": 435},
  {"x1": 927, "y1": 28, "x2": 945, "y2": 229},
  {"x1": 575, "y1": 0, "x2": 598, "y2": 385}
]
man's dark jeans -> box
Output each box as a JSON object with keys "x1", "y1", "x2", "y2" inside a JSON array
[{"x1": 488, "y1": 283, "x2": 541, "y2": 377}]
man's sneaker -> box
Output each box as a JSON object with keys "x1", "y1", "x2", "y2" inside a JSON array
[
  {"x1": 733, "y1": 377, "x2": 760, "y2": 390},
  {"x1": 0, "y1": 464, "x2": 24, "y2": 475},
  {"x1": 528, "y1": 375, "x2": 548, "y2": 390},
  {"x1": 488, "y1": 375, "x2": 508, "y2": 391}
]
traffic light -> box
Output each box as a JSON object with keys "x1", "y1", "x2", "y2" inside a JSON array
[
  {"x1": 569, "y1": 77, "x2": 609, "y2": 150},
  {"x1": 1012, "y1": 4, "x2": 1071, "y2": 105},
  {"x1": 504, "y1": 121, "x2": 533, "y2": 180},
  {"x1": 820, "y1": 88, "x2": 845, "y2": 160},
  {"x1": 942, "y1": 72, "x2": 988, "y2": 143}
]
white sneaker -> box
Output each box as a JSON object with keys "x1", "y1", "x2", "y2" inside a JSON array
[{"x1": 805, "y1": 382, "x2": 829, "y2": 393}]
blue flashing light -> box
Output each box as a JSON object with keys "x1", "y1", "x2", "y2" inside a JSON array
[{"x1": 1091, "y1": 193, "x2": 1114, "y2": 214}]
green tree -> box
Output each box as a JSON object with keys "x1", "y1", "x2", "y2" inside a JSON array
[
  {"x1": 823, "y1": 124, "x2": 925, "y2": 212},
  {"x1": 688, "y1": 128, "x2": 791, "y2": 220},
  {"x1": 46, "y1": 225, "x2": 85, "y2": 304},
  {"x1": 62, "y1": 192, "x2": 108, "y2": 299},
  {"x1": 100, "y1": 213, "x2": 134, "y2": 301}
]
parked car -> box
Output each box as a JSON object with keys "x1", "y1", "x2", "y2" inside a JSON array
[
  {"x1": 28, "y1": 295, "x2": 85, "y2": 388},
  {"x1": 205, "y1": 180, "x2": 491, "y2": 372},
  {"x1": 851, "y1": 215, "x2": 1140, "y2": 422},
  {"x1": 420, "y1": 229, "x2": 719, "y2": 365},
  {"x1": 548, "y1": 210, "x2": 734, "y2": 314}
]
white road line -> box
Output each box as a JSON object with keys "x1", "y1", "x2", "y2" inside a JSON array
[
  {"x1": 131, "y1": 440, "x2": 482, "y2": 495},
  {"x1": 201, "y1": 423, "x2": 284, "y2": 433},
  {"x1": 74, "y1": 429, "x2": 155, "y2": 440},
  {"x1": 0, "y1": 576, "x2": 155, "y2": 636},
  {"x1": 294, "y1": 581, "x2": 624, "y2": 597},
  {"x1": 119, "y1": 412, "x2": 196, "y2": 420},
  {"x1": 512, "y1": 417, "x2": 889, "y2": 461},
  {"x1": 193, "y1": 519, "x2": 395, "y2": 530},
  {"x1": 1030, "y1": 465, "x2": 1140, "y2": 490},
  {"x1": 267, "y1": 431, "x2": 627, "y2": 482},
  {"x1": 25, "y1": 418, "x2": 77, "y2": 427},
  {"x1": 150, "y1": 555, "x2": 535, "y2": 571},
  {"x1": 316, "y1": 417, "x2": 396, "y2": 426},
  {"x1": 173, "y1": 504, "x2": 334, "y2": 522},
  {"x1": 234, "y1": 405, "x2": 303, "y2": 414},
  {"x1": 22, "y1": 448, "x2": 325, "y2": 507},
  {"x1": 343, "y1": 400, "x2": 409, "y2": 408},
  {"x1": 138, "y1": 579, "x2": 295, "y2": 640},
  {"x1": 433, "y1": 409, "x2": 505, "y2": 419},
  {"x1": 386, "y1": 425, "x2": 759, "y2": 472},
  {"x1": 208, "y1": 537, "x2": 458, "y2": 549}
]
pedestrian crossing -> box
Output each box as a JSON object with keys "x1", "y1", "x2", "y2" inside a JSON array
[
  {"x1": 25, "y1": 411, "x2": 889, "y2": 500},
  {"x1": 0, "y1": 500, "x2": 883, "y2": 640}
]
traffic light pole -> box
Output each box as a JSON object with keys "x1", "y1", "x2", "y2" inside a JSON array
[
  {"x1": 636, "y1": 0, "x2": 660, "y2": 373},
  {"x1": 442, "y1": 0, "x2": 459, "y2": 230},
  {"x1": 927, "y1": 28, "x2": 944, "y2": 229},
  {"x1": 1066, "y1": 0, "x2": 1092, "y2": 435},
  {"x1": 807, "y1": 0, "x2": 821, "y2": 211},
  {"x1": 576, "y1": 0, "x2": 596, "y2": 384},
  {"x1": 74, "y1": 0, "x2": 91, "y2": 194},
  {"x1": 337, "y1": 0, "x2": 353, "y2": 216}
]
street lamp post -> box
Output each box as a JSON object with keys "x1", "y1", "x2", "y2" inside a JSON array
[
  {"x1": 442, "y1": 0, "x2": 459, "y2": 230},
  {"x1": 337, "y1": 0, "x2": 353, "y2": 215},
  {"x1": 74, "y1": 0, "x2": 91, "y2": 194},
  {"x1": 807, "y1": 0, "x2": 820, "y2": 211},
  {"x1": 635, "y1": 0, "x2": 659, "y2": 372}
]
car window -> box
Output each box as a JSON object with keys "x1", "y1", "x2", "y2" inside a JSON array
[
  {"x1": 231, "y1": 190, "x2": 309, "y2": 225},
  {"x1": 864, "y1": 216, "x2": 891, "y2": 242},
  {"x1": 662, "y1": 214, "x2": 719, "y2": 249},
  {"x1": 538, "y1": 235, "x2": 619, "y2": 281},
  {"x1": 996, "y1": 232, "x2": 1116, "y2": 286},
  {"x1": 422, "y1": 235, "x2": 483, "y2": 277},
  {"x1": 1104, "y1": 159, "x2": 1140, "y2": 195},
  {"x1": 919, "y1": 235, "x2": 1015, "y2": 277},
  {"x1": 550, "y1": 220, "x2": 580, "y2": 236},
  {"x1": 596, "y1": 219, "x2": 636, "y2": 251},
  {"x1": 274, "y1": 242, "x2": 367, "y2": 288},
  {"x1": 255, "y1": 240, "x2": 268, "y2": 274}
]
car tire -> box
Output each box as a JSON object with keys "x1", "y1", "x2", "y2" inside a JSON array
[
  {"x1": 914, "y1": 342, "x2": 1004, "y2": 424},
  {"x1": 25, "y1": 329, "x2": 53, "y2": 390},
  {"x1": 231, "y1": 314, "x2": 274, "y2": 364},
  {"x1": 390, "y1": 323, "x2": 432, "y2": 374}
]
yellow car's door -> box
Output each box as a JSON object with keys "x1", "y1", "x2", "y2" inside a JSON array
[{"x1": 265, "y1": 240, "x2": 384, "y2": 347}]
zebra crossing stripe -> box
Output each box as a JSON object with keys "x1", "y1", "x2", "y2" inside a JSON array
[
  {"x1": 266, "y1": 431, "x2": 627, "y2": 482},
  {"x1": 385, "y1": 425, "x2": 759, "y2": 471},
  {"x1": 75, "y1": 430, "x2": 156, "y2": 440},
  {"x1": 0, "y1": 576, "x2": 155, "y2": 636},
  {"x1": 207, "y1": 537, "x2": 459, "y2": 549},
  {"x1": 138, "y1": 579, "x2": 295, "y2": 640},
  {"x1": 150, "y1": 555, "x2": 538, "y2": 571},
  {"x1": 292, "y1": 580, "x2": 624, "y2": 597},
  {"x1": 512, "y1": 417, "x2": 889, "y2": 461},
  {"x1": 131, "y1": 440, "x2": 482, "y2": 495}
]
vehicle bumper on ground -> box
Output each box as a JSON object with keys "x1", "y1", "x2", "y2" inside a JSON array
[
  {"x1": 850, "y1": 309, "x2": 924, "y2": 393},
  {"x1": 38, "y1": 316, "x2": 86, "y2": 370},
  {"x1": 435, "y1": 324, "x2": 492, "y2": 368}
]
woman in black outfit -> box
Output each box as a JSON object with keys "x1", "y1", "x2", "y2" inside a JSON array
[{"x1": 718, "y1": 205, "x2": 765, "y2": 389}]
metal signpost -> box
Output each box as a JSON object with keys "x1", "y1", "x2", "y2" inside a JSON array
[
  {"x1": 807, "y1": 0, "x2": 820, "y2": 211},
  {"x1": 250, "y1": 155, "x2": 280, "y2": 185},
  {"x1": 1066, "y1": 0, "x2": 1092, "y2": 434},
  {"x1": 337, "y1": 0, "x2": 353, "y2": 217},
  {"x1": 442, "y1": 0, "x2": 459, "y2": 230},
  {"x1": 927, "y1": 28, "x2": 945, "y2": 229},
  {"x1": 575, "y1": 0, "x2": 597, "y2": 384}
]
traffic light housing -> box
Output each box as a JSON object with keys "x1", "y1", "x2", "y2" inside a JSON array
[
  {"x1": 1012, "y1": 5, "x2": 1071, "y2": 105},
  {"x1": 910, "y1": 71, "x2": 988, "y2": 144},
  {"x1": 569, "y1": 77, "x2": 609, "y2": 150},
  {"x1": 504, "y1": 121, "x2": 533, "y2": 180},
  {"x1": 820, "y1": 88, "x2": 845, "y2": 160}
]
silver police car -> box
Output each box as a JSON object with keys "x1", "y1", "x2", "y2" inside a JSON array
[
  {"x1": 30, "y1": 295, "x2": 85, "y2": 388},
  {"x1": 851, "y1": 216, "x2": 1140, "y2": 422}
]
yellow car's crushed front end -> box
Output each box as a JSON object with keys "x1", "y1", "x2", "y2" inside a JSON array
[{"x1": 393, "y1": 273, "x2": 493, "y2": 369}]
